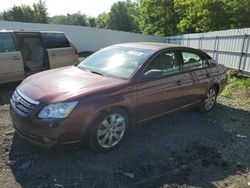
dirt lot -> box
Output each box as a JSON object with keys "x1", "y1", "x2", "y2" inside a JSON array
[{"x1": 0, "y1": 82, "x2": 250, "y2": 188}]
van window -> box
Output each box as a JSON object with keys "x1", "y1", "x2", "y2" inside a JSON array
[
  {"x1": 41, "y1": 33, "x2": 70, "y2": 49},
  {"x1": 0, "y1": 33, "x2": 16, "y2": 53}
]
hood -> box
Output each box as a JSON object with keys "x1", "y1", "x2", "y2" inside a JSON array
[{"x1": 18, "y1": 66, "x2": 127, "y2": 103}]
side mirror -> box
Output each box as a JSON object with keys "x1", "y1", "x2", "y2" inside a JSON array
[{"x1": 143, "y1": 69, "x2": 163, "y2": 79}]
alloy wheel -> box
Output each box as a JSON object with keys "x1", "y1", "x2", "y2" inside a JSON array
[
  {"x1": 97, "y1": 113, "x2": 126, "y2": 148},
  {"x1": 204, "y1": 88, "x2": 217, "y2": 110}
]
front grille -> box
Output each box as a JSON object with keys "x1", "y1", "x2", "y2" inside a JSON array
[{"x1": 10, "y1": 89, "x2": 39, "y2": 117}]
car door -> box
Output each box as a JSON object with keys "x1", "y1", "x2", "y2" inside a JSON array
[
  {"x1": 15, "y1": 32, "x2": 47, "y2": 76},
  {"x1": 136, "y1": 49, "x2": 196, "y2": 122},
  {"x1": 178, "y1": 49, "x2": 212, "y2": 102},
  {"x1": 0, "y1": 33, "x2": 24, "y2": 84},
  {"x1": 41, "y1": 32, "x2": 78, "y2": 69}
]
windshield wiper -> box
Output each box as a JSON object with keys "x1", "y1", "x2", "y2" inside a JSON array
[
  {"x1": 90, "y1": 70, "x2": 104, "y2": 76},
  {"x1": 77, "y1": 65, "x2": 89, "y2": 71},
  {"x1": 77, "y1": 65, "x2": 104, "y2": 76}
]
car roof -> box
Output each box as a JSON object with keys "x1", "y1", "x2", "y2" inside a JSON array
[
  {"x1": 113, "y1": 42, "x2": 183, "y2": 51},
  {"x1": 113, "y1": 42, "x2": 212, "y2": 59}
]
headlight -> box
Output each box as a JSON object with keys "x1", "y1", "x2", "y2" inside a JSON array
[{"x1": 38, "y1": 101, "x2": 78, "y2": 119}]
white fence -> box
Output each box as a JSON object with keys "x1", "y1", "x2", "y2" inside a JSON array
[
  {"x1": 0, "y1": 21, "x2": 165, "y2": 52},
  {"x1": 166, "y1": 28, "x2": 250, "y2": 74}
]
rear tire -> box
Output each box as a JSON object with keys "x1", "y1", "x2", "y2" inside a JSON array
[
  {"x1": 88, "y1": 108, "x2": 129, "y2": 152},
  {"x1": 199, "y1": 86, "x2": 218, "y2": 112}
]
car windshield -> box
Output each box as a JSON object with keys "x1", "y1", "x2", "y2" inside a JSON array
[{"x1": 78, "y1": 46, "x2": 153, "y2": 79}]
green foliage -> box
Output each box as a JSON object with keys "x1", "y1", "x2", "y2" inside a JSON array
[
  {"x1": 49, "y1": 13, "x2": 96, "y2": 27},
  {"x1": 136, "y1": 0, "x2": 179, "y2": 36},
  {"x1": 3, "y1": 5, "x2": 34, "y2": 22},
  {"x1": 32, "y1": 0, "x2": 48, "y2": 23},
  {"x1": 96, "y1": 12, "x2": 110, "y2": 29},
  {"x1": 50, "y1": 12, "x2": 88, "y2": 26},
  {"x1": 2, "y1": 0, "x2": 48, "y2": 23},
  {"x1": 88, "y1": 17, "x2": 96, "y2": 28},
  {"x1": 221, "y1": 73, "x2": 250, "y2": 98},
  {"x1": 225, "y1": 0, "x2": 250, "y2": 29},
  {"x1": 174, "y1": 0, "x2": 250, "y2": 33},
  {"x1": 1, "y1": 0, "x2": 250, "y2": 35},
  {"x1": 109, "y1": 0, "x2": 138, "y2": 32}
]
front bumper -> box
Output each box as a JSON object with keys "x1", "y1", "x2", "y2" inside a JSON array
[{"x1": 10, "y1": 104, "x2": 86, "y2": 148}]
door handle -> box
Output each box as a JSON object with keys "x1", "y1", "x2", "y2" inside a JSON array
[
  {"x1": 12, "y1": 56, "x2": 20, "y2": 60},
  {"x1": 176, "y1": 80, "x2": 182, "y2": 86}
]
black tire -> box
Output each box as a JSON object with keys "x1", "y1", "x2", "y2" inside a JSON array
[
  {"x1": 88, "y1": 108, "x2": 129, "y2": 152},
  {"x1": 199, "y1": 86, "x2": 218, "y2": 112}
]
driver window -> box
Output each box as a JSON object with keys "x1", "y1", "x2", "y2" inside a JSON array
[{"x1": 146, "y1": 51, "x2": 179, "y2": 76}]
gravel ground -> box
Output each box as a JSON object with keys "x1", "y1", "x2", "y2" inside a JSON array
[{"x1": 0, "y1": 83, "x2": 250, "y2": 188}]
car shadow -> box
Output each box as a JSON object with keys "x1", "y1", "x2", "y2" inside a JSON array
[
  {"x1": 0, "y1": 82, "x2": 20, "y2": 105},
  {"x1": 8, "y1": 103, "x2": 250, "y2": 188}
]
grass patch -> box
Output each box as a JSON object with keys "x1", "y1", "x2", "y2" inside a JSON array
[
  {"x1": 220, "y1": 71, "x2": 250, "y2": 106},
  {"x1": 221, "y1": 78, "x2": 249, "y2": 97}
]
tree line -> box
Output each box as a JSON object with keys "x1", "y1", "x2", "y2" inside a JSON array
[{"x1": 1, "y1": 0, "x2": 250, "y2": 36}]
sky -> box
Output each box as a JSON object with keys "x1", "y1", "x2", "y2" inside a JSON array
[{"x1": 0, "y1": 0, "x2": 124, "y2": 17}]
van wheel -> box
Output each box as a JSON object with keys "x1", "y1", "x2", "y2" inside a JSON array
[
  {"x1": 200, "y1": 86, "x2": 218, "y2": 112},
  {"x1": 88, "y1": 108, "x2": 129, "y2": 152}
]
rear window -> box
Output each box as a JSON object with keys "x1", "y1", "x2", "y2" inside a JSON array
[{"x1": 41, "y1": 33, "x2": 70, "y2": 49}]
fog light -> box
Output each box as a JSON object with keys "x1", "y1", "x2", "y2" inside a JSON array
[{"x1": 43, "y1": 137, "x2": 50, "y2": 142}]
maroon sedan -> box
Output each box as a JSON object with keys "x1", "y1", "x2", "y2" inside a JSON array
[{"x1": 10, "y1": 43, "x2": 227, "y2": 152}]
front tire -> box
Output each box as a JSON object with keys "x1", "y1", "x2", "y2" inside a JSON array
[
  {"x1": 88, "y1": 108, "x2": 129, "y2": 152},
  {"x1": 200, "y1": 86, "x2": 218, "y2": 112}
]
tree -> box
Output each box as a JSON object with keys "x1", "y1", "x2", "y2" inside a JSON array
[
  {"x1": 2, "y1": 5, "x2": 34, "y2": 22},
  {"x1": 49, "y1": 15, "x2": 67, "y2": 24},
  {"x1": 136, "y1": 0, "x2": 179, "y2": 36},
  {"x1": 66, "y1": 12, "x2": 88, "y2": 26},
  {"x1": 1, "y1": 0, "x2": 48, "y2": 23},
  {"x1": 96, "y1": 12, "x2": 110, "y2": 29},
  {"x1": 174, "y1": 0, "x2": 250, "y2": 34},
  {"x1": 175, "y1": 0, "x2": 229, "y2": 33},
  {"x1": 49, "y1": 12, "x2": 88, "y2": 26},
  {"x1": 109, "y1": 0, "x2": 138, "y2": 32},
  {"x1": 33, "y1": 0, "x2": 48, "y2": 23},
  {"x1": 21, "y1": 5, "x2": 35, "y2": 22},
  {"x1": 225, "y1": 0, "x2": 250, "y2": 29},
  {"x1": 88, "y1": 17, "x2": 96, "y2": 27}
]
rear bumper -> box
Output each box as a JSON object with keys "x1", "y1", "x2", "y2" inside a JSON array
[{"x1": 219, "y1": 75, "x2": 228, "y2": 94}]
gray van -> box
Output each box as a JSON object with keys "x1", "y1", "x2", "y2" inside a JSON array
[{"x1": 0, "y1": 30, "x2": 78, "y2": 84}]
